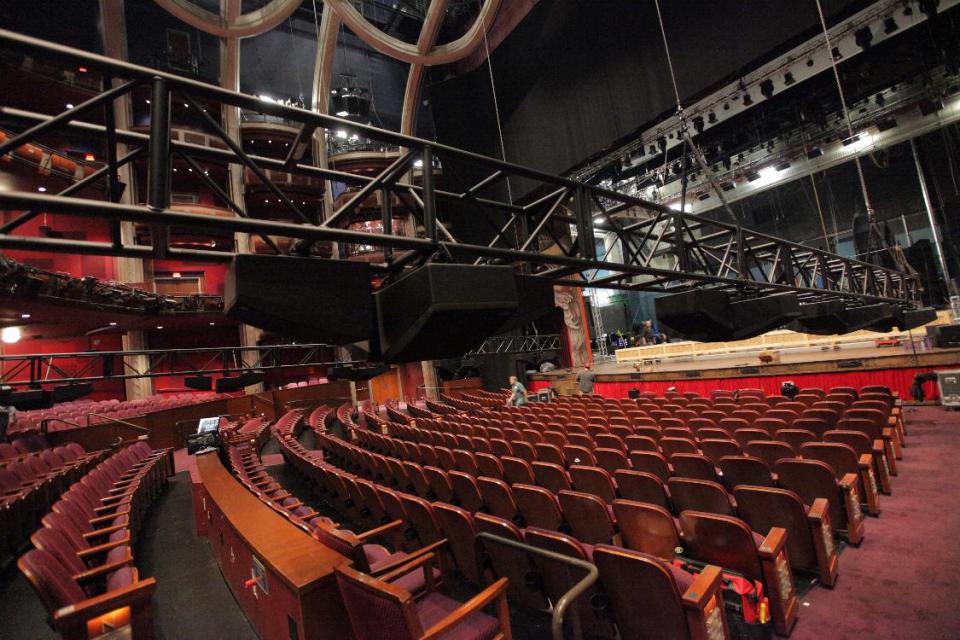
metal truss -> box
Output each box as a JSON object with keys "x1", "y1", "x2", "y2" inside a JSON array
[
  {"x1": 0, "y1": 343, "x2": 346, "y2": 387},
  {"x1": 0, "y1": 29, "x2": 922, "y2": 310},
  {"x1": 465, "y1": 334, "x2": 562, "y2": 356}
]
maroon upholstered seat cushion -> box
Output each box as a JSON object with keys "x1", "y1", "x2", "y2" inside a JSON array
[
  {"x1": 415, "y1": 592, "x2": 500, "y2": 640},
  {"x1": 668, "y1": 564, "x2": 695, "y2": 593},
  {"x1": 106, "y1": 566, "x2": 137, "y2": 592}
]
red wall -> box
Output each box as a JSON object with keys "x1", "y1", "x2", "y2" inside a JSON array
[{"x1": 1, "y1": 333, "x2": 126, "y2": 400}]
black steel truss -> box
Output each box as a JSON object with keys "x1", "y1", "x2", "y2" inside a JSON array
[
  {"x1": 464, "y1": 334, "x2": 562, "y2": 356},
  {"x1": 0, "y1": 29, "x2": 922, "y2": 310},
  {"x1": 0, "y1": 343, "x2": 347, "y2": 387}
]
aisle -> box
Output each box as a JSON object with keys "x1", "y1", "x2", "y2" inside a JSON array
[{"x1": 792, "y1": 406, "x2": 960, "y2": 639}]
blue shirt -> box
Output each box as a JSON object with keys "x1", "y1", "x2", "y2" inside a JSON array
[{"x1": 510, "y1": 381, "x2": 527, "y2": 406}]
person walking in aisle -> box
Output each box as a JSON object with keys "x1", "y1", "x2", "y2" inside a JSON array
[{"x1": 577, "y1": 363, "x2": 596, "y2": 395}]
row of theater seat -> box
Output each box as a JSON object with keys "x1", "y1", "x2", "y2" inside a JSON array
[
  {"x1": 16, "y1": 440, "x2": 173, "y2": 639},
  {"x1": 280, "y1": 416, "x2": 766, "y2": 638},
  {"x1": 1, "y1": 435, "x2": 108, "y2": 563},
  {"x1": 11, "y1": 392, "x2": 224, "y2": 434}
]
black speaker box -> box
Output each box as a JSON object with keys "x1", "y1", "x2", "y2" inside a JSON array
[
  {"x1": 656, "y1": 290, "x2": 799, "y2": 342},
  {"x1": 9, "y1": 388, "x2": 52, "y2": 410},
  {"x1": 184, "y1": 375, "x2": 213, "y2": 391},
  {"x1": 790, "y1": 301, "x2": 850, "y2": 335},
  {"x1": 330, "y1": 363, "x2": 390, "y2": 381},
  {"x1": 51, "y1": 383, "x2": 94, "y2": 403},
  {"x1": 216, "y1": 376, "x2": 248, "y2": 393},
  {"x1": 728, "y1": 293, "x2": 801, "y2": 339},
  {"x1": 494, "y1": 275, "x2": 556, "y2": 334},
  {"x1": 375, "y1": 264, "x2": 519, "y2": 363},
  {"x1": 238, "y1": 370, "x2": 265, "y2": 387},
  {"x1": 845, "y1": 304, "x2": 897, "y2": 332},
  {"x1": 655, "y1": 289, "x2": 734, "y2": 342},
  {"x1": 224, "y1": 255, "x2": 374, "y2": 344},
  {"x1": 927, "y1": 323, "x2": 960, "y2": 347},
  {"x1": 900, "y1": 307, "x2": 938, "y2": 330}
]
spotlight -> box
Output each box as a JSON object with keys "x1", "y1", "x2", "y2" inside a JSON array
[
  {"x1": 884, "y1": 16, "x2": 899, "y2": 34},
  {"x1": 21, "y1": 314, "x2": 30, "y2": 319},
  {"x1": 919, "y1": 0, "x2": 940, "y2": 17},
  {"x1": 876, "y1": 116, "x2": 898, "y2": 131},
  {"x1": 841, "y1": 134, "x2": 860, "y2": 146},
  {"x1": 854, "y1": 26, "x2": 874, "y2": 50},
  {"x1": 721, "y1": 181, "x2": 736, "y2": 191},
  {"x1": 831, "y1": 46, "x2": 842, "y2": 60},
  {"x1": 746, "y1": 169, "x2": 761, "y2": 182},
  {"x1": 1, "y1": 326, "x2": 22, "y2": 344},
  {"x1": 649, "y1": 144, "x2": 657, "y2": 155},
  {"x1": 807, "y1": 147, "x2": 823, "y2": 159},
  {"x1": 903, "y1": 1, "x2": 913, "y2": 15},
  {"x1": 697, "y1": 192, "x2": 711, "y2": 201},
  {"x1": 760, "y1": 79, "x2": 775, "y2": 100},
  {"x1": 918, "y1": 98, "x2": 944, "y2": 115},
  {"x1": 37, "y1": 186, "x2": 46, "y2": 192},
  {"x1": 784, "y1": 71, "x2": 795, "y2": 86},
  {"x1": 657, "y1": 136, "x2": 667, "y2": 152},
  {"x1": 742, "y1": 93, "x2": 754, "y2": 106},
  {"x1": 775, "y1": 160, "x2": 791, "y2": 171},
  {"x1": 875, "y1": 93, "x2": 886, "y2": 107},
  {"x1": 806, "y1": 58, "x2": 815, "y2": 67},
  {"x1": 693, "y1": 116, "x2": 705, "y2": 134},
  {"x1": 722, "y1": 157, "x2": 732, "y2": 170},
  {"x1": 708, "y1": 111, "x2": 717, "y2": 124}
]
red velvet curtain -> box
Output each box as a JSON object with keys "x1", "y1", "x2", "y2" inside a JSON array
[{"x1": 529, "y1": 366, "x2": 946, "y2": 400}]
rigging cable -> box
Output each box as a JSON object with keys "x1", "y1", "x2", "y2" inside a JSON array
[
  {"x1": 481, "y1": 9, "x2": 513, "y2": 205},
  {"x1": 813, "y1": 0, "x2": 875, "y2": 221}
]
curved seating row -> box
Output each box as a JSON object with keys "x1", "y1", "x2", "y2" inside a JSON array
[{"x1": 16, "y1": 440, "x2": 172, "y2": 639}]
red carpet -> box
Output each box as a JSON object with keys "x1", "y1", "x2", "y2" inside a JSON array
[{"x1": 792, "y1": 406, "x2": 960, "y2": 639}]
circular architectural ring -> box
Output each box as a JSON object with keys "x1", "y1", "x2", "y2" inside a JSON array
[
  {"x1": 325, "y1": 0, "x2": 502, "y2": 66},
  {"x1": 152, "y1": 0, "x2": 302, "y2": 39}
]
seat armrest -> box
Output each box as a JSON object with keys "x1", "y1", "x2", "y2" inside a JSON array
[
  {"x1": 420, "y1": 576, "x2": 510, "y2": 640},
  {"x1": 681, "y1": 564, "x2": 728, "y2": 638},
  {"x1": 807, "y1": 498, "x2": 829, "y2": 523},
  {"x1": 370, "y1": 539, "x2": 448, "y2": 578},
  {"x1": 356, "y1": 519, "x2": 405, "y2": 545},
  {"x1": 89, "y1": 513, "x2": 126, "y2": 526},
  {"x1": 52, "y1": 577, "x2": 156, "y2": 638},
  {"x1": 73, "y1": 556, "x2": 134, "y2": 584},
  {"x1": 757, "y1": 526, "x2": 787, "y2": 559},
  {"x1": 77, "y1": 538, "x2": 130, "y2": 557}
]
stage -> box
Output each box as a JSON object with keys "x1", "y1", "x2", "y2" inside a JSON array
[{"x1": 527, "y1": 340, "x2": 960, "y2": 400}]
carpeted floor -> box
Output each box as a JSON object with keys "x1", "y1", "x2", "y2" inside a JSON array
[{"x1": 791, "y1": 405, "x2": 960, "y2": 640}]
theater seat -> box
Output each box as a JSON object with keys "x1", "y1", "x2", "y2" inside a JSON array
[
  {"x1": 774, "y1": 459, "x2": 865, "y2": 546},
  {"x1": 733, "y1": 486, "x2": 838, "y2": 587},
  {"x1": 558, "y1": 490, "x2": 618, "y2": 545},
  {"x1": 593, "y1": 545, "x2": 729, "y2": 640},
  {"x1": 612, "y1": 499, "x2": 680, "y2": 560},
  {"x1": 474, "y1": 513, "x2": 549, "y2": 610},
  {"x1": 477, "y1": 477, "x2": 521, "y2": 525},
  {"x1": 569, "y1": 465, "x2": 618, "y2": 503},
  {"x1": 667, "y1": 478, "x2": 734, "y2": 516},
  {"x1": 678, "y1": 511, "x2": 798, "y2": 637},
  {"x1": 335, "y1": 561, "x2": 509, "y2": 640},
  {"x1": 513, "y1": 484, "x2": 566, "y2": 532},
  {"x1": 800, "y1": 442, "x2": 880, "y2": 516},
  {"x1": 432, "y1": 503, "x2": 484, "y2": 585},
  {"x1": 718, "y1": 456, "x2": 776, "y2": 491},
  {"x1": 614, "y1": 470, "x2": 671, "y2": 511}
]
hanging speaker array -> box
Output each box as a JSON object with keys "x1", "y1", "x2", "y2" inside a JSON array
[{"x1": 655, "y1": 290, "x2": 800, "y2": 342}]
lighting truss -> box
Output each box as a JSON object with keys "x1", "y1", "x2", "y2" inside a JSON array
[
  {"x1": 464, "y1": 334, "x2": 562, "y2": 356},
  {"x1": 0, "y1": 343, "x2": 347, "y2": 387},
  {"x1": 0, "y1": 29, "x2": 922, "y2": 311}
]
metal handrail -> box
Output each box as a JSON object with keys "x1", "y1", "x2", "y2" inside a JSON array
[
  {"x1": 86, "y1": 413, "x2": 150, "y2": 434},
  {"x1": 476, "y1": 532, "x2": 598, "y2": 640}
]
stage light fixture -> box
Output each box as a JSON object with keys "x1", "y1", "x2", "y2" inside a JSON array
[
  {"x1": 918, "y1": 98, "x2": 943, "y2": 115},
  {"x1": 876, "y1": 116, "x2": 898, "y2": 131},
  {"x1": 875, "y1": 93, "x2": 886, "y2": 107},
  {"x1": 1, "y1": 326, "x2": 22, "y2": 344},
  {"x1": 657, "y1": 136, "x2": 667, "y2": 152},
  {"x1": 775, "y1": 160, "x2": 791, "y2": 171},
  {"x1": 884, "y1": 16, "x2": 899, "y2": 33},
  {"x1": 746, "y1": 169, "x2": 761, "y2": 182},
  {"x1": 831, "y1": 46, "x2": 842, "y2": 60},
  {"x1": 807, "y1": 146, "x2": 823, "y2": 159},
  {"x1": 743, "y1": 93, "x2": 754, "y2": 106},
  {"x1": 648, "y1": 144, "x2": 657, "y2": 155},
  {"x1": 919, "y1": 0, "x2": 940, "y2": 17},
  {"x1": 760, "y1": 79, "x2": 775, "y2": 100},
  {"x1": 693, "y1": 116, "x2": 705, "y2": 134},
  {"x1": 841, "y1": 134, "x2": 860, "y2": 146},
  {"x1": 697, "y1": 192, "x2": 711, "y2": 201},
  {"x1": 784, "y1": 71, "x2": 795, "y2": 86},
  {"x1": 854, "y1": 27, "x2": 874, "y2": 50},
  {"x1": 722, "y1": 157, "x2": 732, "y2": 170},
  {"x1": 708, "y1": 112, "x2": 717, "y2": 124},
  {"x1": 721, "y1": 181, "x2": 736, "y2": 191}
]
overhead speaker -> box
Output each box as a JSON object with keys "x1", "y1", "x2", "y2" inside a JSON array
[
  {"x1": 899, "y1": 307, "x2": 937, "y2": 330},
  {"x1": 330, "y1": 363, "x2": 390, "y2": 381},
  {"x1": 215, "y1": 371, "x2": 263, "y2": 393},
  {"x1": 656, "y1": 290, "x2": 799, "y2": 342},
  {"x1": 790, "y1": 301, "x2": 849, "y2": 335},
  {"x1": 9, "y1": 388, "x2": 53, "y2": 410},
  {"x1": 184, "y1": 375, "x2": 213, "y2": 391},
  {"x1": 845, "y1": 304, "x2": 897, "y2": 332},
  {"x1": 494, "y1": 275, "x2": 556, "y2": 334},
  {"x1": 51, "y1": 383, "x2": 94, "y2": 404},
  {"x1": 927, "y1": 324, "x2": 960, "y2": 347},
  {"x1": 224, "y1": 255, "x2": 374, "y2": 344},
  {"x1": 655, "y1": 289, "x2": 735, "y2": 342},
  {"x1": 728, "y1": 293, "x2": 801, "y2": 339},
  {"x1": 375, "y1": 264, "x2": 519, "y2": 363}
]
